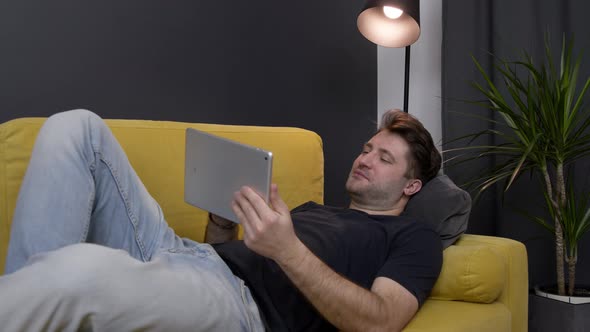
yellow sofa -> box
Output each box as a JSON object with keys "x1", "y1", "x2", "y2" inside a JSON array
[{"x1": 0, "y1": 117, "x2": 528, "y2": 331}]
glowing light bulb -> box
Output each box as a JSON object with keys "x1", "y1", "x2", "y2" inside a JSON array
[{"x1": 383, "y1": 6, "x2": 403, "y2": 19}]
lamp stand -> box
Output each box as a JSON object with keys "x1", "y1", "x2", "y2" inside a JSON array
[{"x1": 403, "y1": 45, "x2": 411, "y2": 113}]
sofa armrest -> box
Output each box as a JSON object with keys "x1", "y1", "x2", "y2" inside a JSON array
[
  {"x1": 404, "y1": 234, "x2": 528, "y2": 332},
  {"x1": 455, "y1": 234, "x2": 528, "y2": 331},
  {"x1": 404, "y1": 299, "x2": 511, "y2": 332}
]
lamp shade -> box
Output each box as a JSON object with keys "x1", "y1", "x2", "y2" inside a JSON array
[{"x1": 357, "y1": 0, "x2": 420, "y2": 48}]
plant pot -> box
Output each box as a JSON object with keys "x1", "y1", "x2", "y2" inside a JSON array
[
  {"x1": 535, "y1": 285, "x2": 590, "y2": 304},
  {"x1": 529, "y1": 286, "x2": 590, "y2": 332}
]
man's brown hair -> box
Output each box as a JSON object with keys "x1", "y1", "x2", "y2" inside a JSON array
[{"x1": 379, "y1": 109, "x2": 441, "y2": 183}]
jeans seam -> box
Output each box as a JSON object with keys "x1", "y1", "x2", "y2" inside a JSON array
[
  {"x1": 98, "y1": 155, "x2": 148, "y2": 262},
  {"x1": 87, "y1": 112, "x2": 150, "y2": 262},
  {"x1": 79, "y1": 140, "x2": 97, "y2": 242},
  {"x1": 79, "y1": 185, "x2": 93, "y2": 244},
  {"x1": 238, "y1": 279, "x2": 254, "y2": 332}
]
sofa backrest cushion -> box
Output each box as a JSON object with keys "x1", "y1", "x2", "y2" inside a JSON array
[
  {"x1": 0, "y1": 117, "x2": 325, "y2": 273},
  {"x1": 429, "y1": 244, "x2": 506, "y2": 303}
]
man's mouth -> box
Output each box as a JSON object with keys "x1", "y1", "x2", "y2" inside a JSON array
[{"x1": 352, "y1": 169, "x2": 369, "y2": 181}]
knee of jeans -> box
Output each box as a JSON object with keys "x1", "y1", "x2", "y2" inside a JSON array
[
  {"x1": 45, "y1": 109, "x2": 101, "y2": 128},
  {"x1": 42, "y1": 109, "x2": 104, "y2": 139},
  {"x1": 37, "y1": 109, "x2": 109, "y2": 153}
]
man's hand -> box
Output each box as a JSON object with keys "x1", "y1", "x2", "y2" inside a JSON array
[{"x1": 231, "y1": 184, "x2": 305, "y2": 264}]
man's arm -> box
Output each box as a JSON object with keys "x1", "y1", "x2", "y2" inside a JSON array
[
  {"x1": 232, "y1": 185, "x2": 419, "y2": 332},
  {"x1": 278, "y1": 241, "x2": 418, "y2": 331},
  {"x1": 204, "y1": 213, "x2": 238, "y2": 244}
]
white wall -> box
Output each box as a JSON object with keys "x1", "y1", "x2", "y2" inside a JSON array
[{"x1": 377, "y1": 0, "x2": 442, "y2": 149}]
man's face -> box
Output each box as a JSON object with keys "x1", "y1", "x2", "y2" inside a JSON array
[{"x1": 345, "y1": 130, "x2": 415, "y2": 211}]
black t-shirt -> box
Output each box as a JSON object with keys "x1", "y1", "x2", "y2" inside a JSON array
[{"x1": 213, "y1": 202, "x2": 443, "y2": 331}]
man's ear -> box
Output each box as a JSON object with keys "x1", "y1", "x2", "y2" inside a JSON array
[{"x1": 403, "y1": 179, "x2": 422, "y2": 197}]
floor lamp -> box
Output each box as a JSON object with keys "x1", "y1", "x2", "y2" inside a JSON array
[{"x1": 357, "y1": 0, "x2": 421, "y2": 113}]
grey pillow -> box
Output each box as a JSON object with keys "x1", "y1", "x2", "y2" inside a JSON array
[{"x1": 402, "y1": 174, "x2": 471, "y2": 249}]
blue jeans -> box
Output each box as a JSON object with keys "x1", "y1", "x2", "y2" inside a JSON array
[{"x1": 3, "y1": 110, "x2": 264, "y2": 331}]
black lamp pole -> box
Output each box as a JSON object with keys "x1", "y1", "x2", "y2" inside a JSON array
[{"x1": 403, "y1": 45, "x2": 411, "y2": 113}]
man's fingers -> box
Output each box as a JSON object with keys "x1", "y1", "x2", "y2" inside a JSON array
[
  {"x1": 231, "y1": 199, "x2": 247, "y2": 223},
  {"x1": 232, "y1": 190, "x2": 261, "y2": 228},
  {"x1": 241, "y1": 186, "x2": 271, "y2": 212},
  {"x1": 270, "y1": 184, "x2": 289, "y2": 214}
]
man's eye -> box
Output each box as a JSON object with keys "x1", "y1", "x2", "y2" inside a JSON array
[{"x1": 381, "y1": 158, "x2": 392, "y2": 164}]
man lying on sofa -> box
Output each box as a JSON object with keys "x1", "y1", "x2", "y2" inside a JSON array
[{"x1": 2, "y1": 109, "x2": 443, "y2": 332}]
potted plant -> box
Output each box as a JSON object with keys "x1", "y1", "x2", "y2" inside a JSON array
[{"x1": 446, "y1": 37, "x2": 590, "y2": 330}]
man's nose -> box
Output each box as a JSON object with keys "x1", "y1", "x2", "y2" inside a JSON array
[{"x1": 358, "y1": 153, "x2": 374, "y2": 167}]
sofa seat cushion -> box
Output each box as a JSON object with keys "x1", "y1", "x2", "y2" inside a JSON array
[
  {"x1": 430, "y1": 244, "x2": 506, "y2": 303},
  {"x1": 403, "y1": 299, "x2": 511, "y2": 332}
]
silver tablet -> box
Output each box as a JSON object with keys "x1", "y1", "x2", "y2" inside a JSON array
[{"x1": 184, "y1": 128, "x2": 273, "y2": 223}]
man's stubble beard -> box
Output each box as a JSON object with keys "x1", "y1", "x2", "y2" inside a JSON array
[{"x1": 346, "y1": 179, "x2": 393, "y2": 209}]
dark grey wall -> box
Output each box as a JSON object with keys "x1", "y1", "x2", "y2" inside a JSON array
[
  {"x1": 0, "y1": 1, "x2": 377, "y2": 207},
  {"x1": 442, "y1": 0, "x2": 590, "y2": 288}
]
